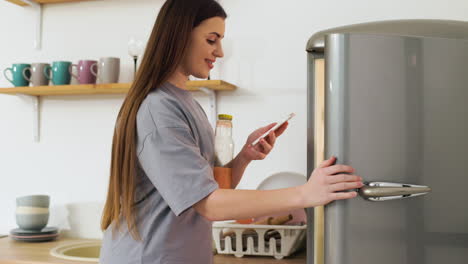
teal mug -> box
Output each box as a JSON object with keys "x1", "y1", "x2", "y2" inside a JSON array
[
  {"x1": 44, "y1": 61, "x2": 72, "y2": 85},
  {"x1": 3, "y1": 63, "x2": 31, "y2": 87}
]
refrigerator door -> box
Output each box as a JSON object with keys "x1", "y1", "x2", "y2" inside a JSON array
[{"x1": 321, "y1": 33, "x2": 468, "y2": 264}]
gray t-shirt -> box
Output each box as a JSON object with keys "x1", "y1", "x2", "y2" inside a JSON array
[{"x1": 100, "y1": 82, "x2": 219, "y2": 264}]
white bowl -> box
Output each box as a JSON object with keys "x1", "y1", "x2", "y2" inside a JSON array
[{"x1": 257, "y1": 171, "x2": 307, "y2": 190}]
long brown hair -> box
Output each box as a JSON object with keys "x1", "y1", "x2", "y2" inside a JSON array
[{"x1": 101, "y1": 0, "x2": 227, "y2": 240}]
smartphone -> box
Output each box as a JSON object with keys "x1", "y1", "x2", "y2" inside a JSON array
[{"x1": 251, "y1": 113, "x2": 295, "y2": 146}]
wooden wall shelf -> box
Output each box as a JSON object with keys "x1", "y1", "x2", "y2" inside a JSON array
[{"x1": 0, "y1": 80, "x2": 236, "y2": 96}]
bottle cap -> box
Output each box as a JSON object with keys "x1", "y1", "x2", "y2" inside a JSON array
[{"x1": 218, "y1": 114, "x2": 233, "y2": 121}]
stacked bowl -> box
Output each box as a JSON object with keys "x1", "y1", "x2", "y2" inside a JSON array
[{"x1": 10, "y1": 195, "x2": 59, "y2": 242}]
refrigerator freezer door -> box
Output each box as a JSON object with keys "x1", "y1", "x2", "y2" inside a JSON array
[{"x1": 322, "y1": 33, "x2": 468, "y2": 264}]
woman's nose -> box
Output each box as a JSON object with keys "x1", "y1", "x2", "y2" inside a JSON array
[{"x1": 215, "y1": 44, "x2": 224, "y2": 58}]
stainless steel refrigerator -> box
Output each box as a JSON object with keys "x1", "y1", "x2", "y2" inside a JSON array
[{"x1": 306, "y1": 20, "x2": 468, "y2": 264}]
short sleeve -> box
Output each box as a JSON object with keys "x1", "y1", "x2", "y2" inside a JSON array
[{"x1": 137, "y1": 125, "x2": 218, "y2": 216}]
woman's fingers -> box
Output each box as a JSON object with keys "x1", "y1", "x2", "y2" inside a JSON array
[
  {"x1": 326, "y1": 174, "x2": 362, "y2": 184},
  {"x1": 266, "y1": 131, "x2": 276, "y2": 146},
  {"x1": 329, "y1": 181, "x2": 364, "y2": 192},
  {"x1": 274, "y1": 122, "x2": 288, "y2": 137},
  {"x1": 304, "y1": 161, "x2": 362, "y2": 207},
  {"x1": 259, "y1": 138, "x2": 272, "y2": 154},
  {"x1": 324, "y1": 164, "x2": 354, "y2": 175},
  {"x1": 261, "y1": 123, "x2": 277, "y2": 134},
  {"x1": 330, "y1": 191, "x2": 358, "y2": 200},
  {"x1": 248, "y1": 145, "x2": 267, "y2": 159},
  {"x1": 317, "y1": 157, "x2": 354, "y2": 175},
  {"x1": 318, "y1": 156, "x2": 336, "y2": 168}
]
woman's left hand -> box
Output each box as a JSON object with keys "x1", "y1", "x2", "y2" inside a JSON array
[{"x1": 239, "y1": 122, "x2": 289, "y2": 161}]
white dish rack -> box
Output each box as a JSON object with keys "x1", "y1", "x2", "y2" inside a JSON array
[{"x1": 212, "y1": 221, "x2": 306, "y2": 259}]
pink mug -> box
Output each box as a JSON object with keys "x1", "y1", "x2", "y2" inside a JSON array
[{"x1": 70, "y1": 60, "x2": 98, "y2": 84}]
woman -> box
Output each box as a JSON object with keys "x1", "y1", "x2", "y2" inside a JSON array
[{"x1": 100, "y1": 0, "x2": 363, "y2": 263}]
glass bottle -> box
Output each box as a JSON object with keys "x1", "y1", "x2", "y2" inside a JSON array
[{"x1": 214, "y1": 114, "x2": 234, "y2": 167}]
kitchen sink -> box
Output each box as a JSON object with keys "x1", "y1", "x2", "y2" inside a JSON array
[{"x1": 50, "y1": 241, "x2": 101, "y2": 262}]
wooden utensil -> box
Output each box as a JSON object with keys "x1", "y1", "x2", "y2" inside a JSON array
[{"x1": 222, "y1": 214, "x2": 293, "y2": 238}]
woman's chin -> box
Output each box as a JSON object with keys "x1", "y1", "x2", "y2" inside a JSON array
[{"x1": 192, "y1": 72, "x2": 209, "y2": 80}]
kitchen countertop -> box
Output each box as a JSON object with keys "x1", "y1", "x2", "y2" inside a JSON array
[
  {"x1": 0, "y1": 237, "x2": 306, "y2": 264},
  {"x1": 0, "y1": 237, "x2": 96, "y2": 264}
]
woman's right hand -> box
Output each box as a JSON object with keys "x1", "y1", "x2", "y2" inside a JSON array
[{"x1": 299, "y1": 156, "x2": 364, "y2": 208}]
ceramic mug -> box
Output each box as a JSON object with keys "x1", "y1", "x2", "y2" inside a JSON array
[
  {"x1": 44, "y1": 61, "x2": 72, "y2": 85},
  {"x1": 23, "y1": 63, "x2": 50, "y2": 86},
  {"x1": 70, "y1": 60, "x2": 98, "y2": 84},
  {"x1": 91, "y1": 57, "x2": 120, "y2": 83},
  {"x1": 3, "y1": 63, "x2": 31, "y2": 87},
  {"x1": 15, "y1": 195, "x2": 50, "y2": 231}
]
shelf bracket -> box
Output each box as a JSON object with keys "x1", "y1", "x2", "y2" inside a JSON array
[
  {"x1": 20, "y1": 0, "x2": 42, "y2": 50},
  {"x1": 198, "y1": 87, "x2": 217, "y2": 128},
  {"x1": 17, "y1": 94, "x2": 40, "y2": 142}
]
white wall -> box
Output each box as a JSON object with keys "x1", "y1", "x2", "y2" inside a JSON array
[{"x1": 1, "y1": 0, "x2": 467, "y2": 238}]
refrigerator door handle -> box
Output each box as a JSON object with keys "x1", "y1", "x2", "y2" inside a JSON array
[{"x1": 358, "y1": 182, "x2": 431, "y2": 201}]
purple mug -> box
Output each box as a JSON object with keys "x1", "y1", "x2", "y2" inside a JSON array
[{"x1": 70, "y1": 60, "x2": 98, "y2": 84}]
